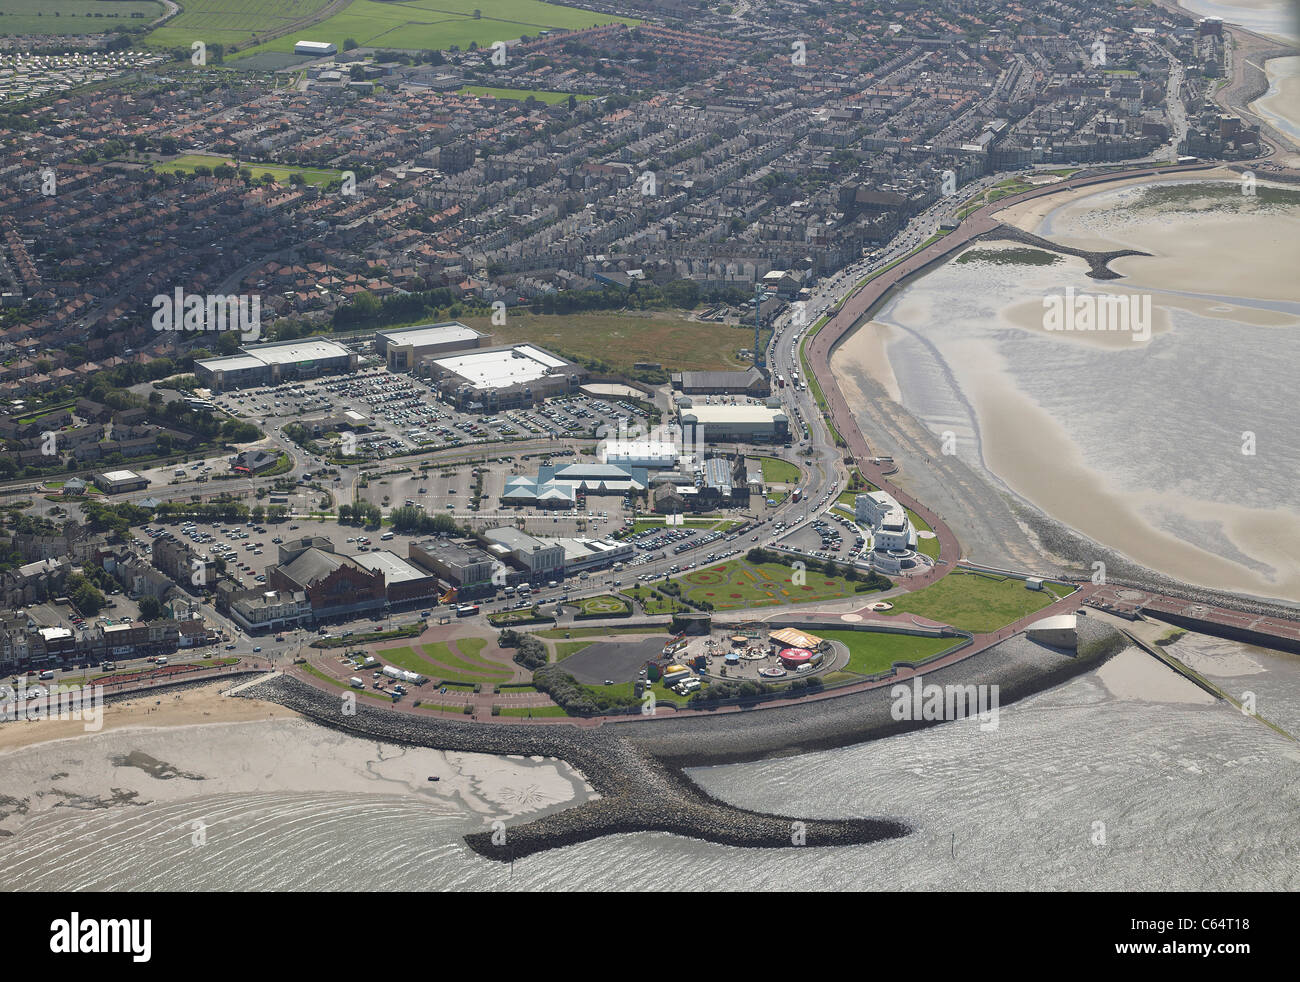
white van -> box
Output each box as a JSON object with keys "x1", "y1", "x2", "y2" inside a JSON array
[
  {"x1": 380, "y1": 531, "x2": 394, "y2": 540},
  {"x1": 156, "y1": 656, "x2": 168, "y2": 667},
  {"x1": 349, "y1": 677, "x2": 365, "y2": 689},
  {"x1": 38, "y1": 669, "x2": 55, "y2": 681}
]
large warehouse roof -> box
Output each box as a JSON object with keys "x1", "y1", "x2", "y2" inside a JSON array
[
  {"x1": 196, "y1": 337, "x2": 351, "y2": 373},
  {"x1": 435, "y1": 345, "x2": 569, "y2": 390},
  {"x1": 241, "y1": 338, "x2": 351, "y2": 366},
  {"x1": 377, "y1": 321, "x2": 484, "y2": 349},
  {"x1": 681, "y1": 405, "x2": 787, "y2": 424}
]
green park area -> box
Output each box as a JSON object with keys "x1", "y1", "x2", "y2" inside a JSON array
[
  {"x1": 815, "y1": 630, "x2": 957, "y2": 676},
  {"x1": 151, "y1": 154, "x2": 344, "y2": 187},
  {"x1": 459, "y1": 86, "x2": 596, "y2": 104},
  {"x1": 375, "y1": 637, "x2": 511, "y2": 685},
  {"x1": 575, "y1": 594, "x2": 631, "y2": 617},
  {"x1": 754, "y1": 455, "x2": 801, "y2": 485},
  {"x1": 657, "y1": 558, "x2": 874, "y2": 612},
  {"x1": 882, "y1": 570, "x2": 1074, "y2": 634}
]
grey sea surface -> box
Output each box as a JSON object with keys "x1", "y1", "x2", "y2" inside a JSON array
[{"x1": 1, "y1": 644, "x2": 1296, "y2": 891}]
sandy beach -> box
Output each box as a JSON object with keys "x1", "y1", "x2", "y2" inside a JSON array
[
  {"x1": 1253, "y1": 55, "x2": 1300, "y2": 140},
  {"x1": 833, "y1": 171, "x2": 1300, "y2": 601},
  {"x1": 0, "y1": 695, "x2": 590, "y2": 846},
  {"x1": 0, "y1": 677, "x2": 296, "y2": 754}
]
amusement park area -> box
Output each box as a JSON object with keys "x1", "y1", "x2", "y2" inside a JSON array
[{"x1": 645, "y1": 624, "x2": 841, "y2": 695}]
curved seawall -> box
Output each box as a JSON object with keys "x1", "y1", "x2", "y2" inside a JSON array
[{"x1": 237, "y1": 619, "x2": 1125, "y2": 860}]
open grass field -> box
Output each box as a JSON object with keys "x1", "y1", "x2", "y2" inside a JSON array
[
  {"x1": 0, "y1": 0, "x2": 164, "y2": 35},
  {"x1": 460, "y1": 85, "x2": 596, "y2": 104},
  {"x1": 755, "y1": 455, "x2": 800, "y2": 485},
  {"x1": 815, "y1": 629, "x2": 957, "y2": 676},
  {"x1": 554, "y1": 640, "x2": 594, "y2": 661},
  {"x1": 498, "y1": 705, "x2": 567, "y2": 717},
  {"x1": 375, "y1": 637, "x2": 512, "y2": 684},
  {"x1": 145, "y1": 0, "x2": 334, "y2": 50},
  {"x1": 908, "y1": 508, "x2": 940, "y2": 560},
  {"x1": 151, "y1": 153, "x2": 343, "y2": 187},
  {"x1": 884, "y1": 570, "x2": 1067, "y2": 634},
  {"x1": 196, "y1": 0, "x2": 639, "y2": 59},
  {"x1": 672, "y1": 559, "x2": 868, "y2": 611},
  {"x1": 460, "y1": 310, "x2": 762, "y2": 374}
]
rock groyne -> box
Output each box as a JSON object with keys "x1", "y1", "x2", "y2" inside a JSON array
[{"x1": 237, "y1": 675, "x2": 913, "y2": 862}]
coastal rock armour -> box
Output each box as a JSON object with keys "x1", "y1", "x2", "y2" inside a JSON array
[
  {"x1": 974, "y1": 223, "x2": 1152, "y2": 279},
  {"x1": 618, "y1": 618, "x2": 1129, "y2": 768},
  {"x1": 236, "y1": 675, "x2": 913, "y2": 862}
]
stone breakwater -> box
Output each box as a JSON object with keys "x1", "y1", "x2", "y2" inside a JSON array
[
  {"x1": 235, "y1": 621, "x2": 1130, "y2": 861},
  {"x1": 236, "y1": 675, "x2": 913, "y2": 862},
  {"x1": 974, "y1": 223, "x2": 1151, "y2": 279}
]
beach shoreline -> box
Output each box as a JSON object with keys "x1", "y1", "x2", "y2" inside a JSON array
[{"x1": 831, "y1": 171, "x2": 1300, "y2": 605}]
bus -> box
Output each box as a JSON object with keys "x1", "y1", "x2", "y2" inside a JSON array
[
  {"x1": 455, "y1": 604, "x2": 480, "y2": 617},
  {"x1": 791, "y1": 488, "x2": 803, "y2": 503}
]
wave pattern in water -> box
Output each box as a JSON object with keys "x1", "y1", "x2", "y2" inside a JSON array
[
  {"x1": 3, "y1": 792, "x2": 473, "y2": 892},
  {"x1": 3, "y1": 650, "x2": 1297, "y2": 891}
]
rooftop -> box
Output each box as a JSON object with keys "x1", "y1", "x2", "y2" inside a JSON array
[
  {"x1": 435, "y1": 344, "x2": 570, "y2": 390},
  {"x1": 377, "y1": 321, "x2": 484, "y2": 348}
]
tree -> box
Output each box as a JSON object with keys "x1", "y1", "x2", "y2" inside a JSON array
[
  {"x1": 139, "y1": 596, "x2": 163, "y2": 621},
  {"x1": 343, "y1": 38, "x2": 358, "y2": 51}
]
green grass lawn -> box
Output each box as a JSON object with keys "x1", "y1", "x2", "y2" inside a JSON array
[
  {"x1": 623, "y1": 587, "x2": 692, "y2": 615},
  {"x1": 555, "y1": 640, "x2": 594, "y2": 661},
  {"x1": 0, "y1": 0, "x2": 163, "y2": 36},
  {"x1": 198, "y1": 0, "x2": 639, "y2": 59},
  {"x1": 375, "y1": 638, "x2": 510, "y2": 684},
  {"x1": 754, "y1": 455, "x2": 801, "y2": 485},
  {"x1": 577, "y1": 594, "x2": 631, "y2": 617},
  {"x1": 582, "y1": 678, "x2": 689, "y2": 707},
  {"x1": 628, "y1": 516, "x2": 736, "y2": 534},
  {"x1": 885, "y1": 570, "x2": 1061, "y2": 633},
  {"x1": 815, "y1": 630, "x2": 956, "y2": 676},
  {"x1": 498, "y1": 705, "x2": 568, "y2": 717},
  {"x1": 460, "y1": 86, "x2": 596, "y2": 104},
  {"x1": 907, "y1": 509, "x2": 941, "y2": 560},
  {"x1": 673, "y1": 559, "x2": 869, "y2": 611},
  {"x1": 151, "y1": 154, "x2": 344, "y2": 187},
  {"x1": 535, "y1": 626, "x2": 665, "y2": 639}
]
